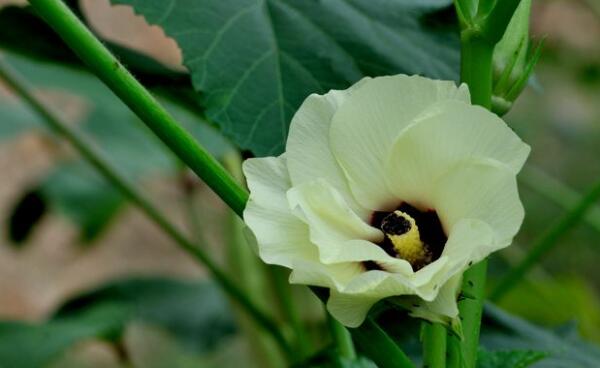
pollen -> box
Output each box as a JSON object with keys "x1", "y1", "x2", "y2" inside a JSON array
[{"x1": 381, "y1": 211, "x2": 431, "y2": 267}]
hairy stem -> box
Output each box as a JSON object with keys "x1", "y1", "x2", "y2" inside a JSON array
[{"x1": 0, "y1": 59, "x2": 291, "y2": 358}]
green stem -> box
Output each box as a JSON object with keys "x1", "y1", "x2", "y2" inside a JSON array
[
  {"x1": 490, "y1": 177, "x2": 600, "y2": 301},
  {"x1": 0, "y1": 59, "x2": 291, "y2": 358},
  {"x1": 350, "y1": 318, "x2": 415, "y2": 368},
  {"x1": 270, "y1": 267, "x2": 312, "y2": 359},
  {"x1": 327, "y1": 312, "x2": 356, "y2": 360},
  {"x1": 27, "y1": 0, "x2": 248, "y2": 217},
  {"x1": 450, "y1": 29, "x2": 495, "y2": 368},
  {"x1": 422, "y1": 323, "x2": 447, "y2": 368}
]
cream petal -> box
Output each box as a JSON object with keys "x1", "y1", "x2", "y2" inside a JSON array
[
  {"x1": 433, "y1": 159, "x2": 525, "y2": 254},
  {"x1": 327, "y1": 271, "x2": 415, "y2": 327},
  {"x1": 289, "y1": 259, "x2": 363, "y2": 290},
  {"x1": 406, "y1": 273, "x2": 463, "y2": 325},
  {"x1": 385, "y1": 100, "x2": 530, "y2": 206},
  {"x1": 327, "y1": 290, "x2": 381, "y2": 328},
  {"x1": 286, "y1": 79, "x2": 372, "y2": 219},
  {"x1": 330, "y1": 75, "x2": 470, "y2": 210},
  {"x1": 287, "y1": 179, "x2": 386, "y2": 263},
  {"x1": 442, "y1": 218, "x2": 496, "y2": 273},
  {"x1": 243, "y1": 156, "x2": 317, "y2": 268}
]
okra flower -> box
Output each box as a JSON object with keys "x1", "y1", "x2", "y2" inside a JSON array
[{"x1": 243, "y1": 75, "x2": 529, "y2": 328}]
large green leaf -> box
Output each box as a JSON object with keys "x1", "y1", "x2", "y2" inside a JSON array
[{"x1": 111, "y1": 0, "x2": 460, "y2": 155}]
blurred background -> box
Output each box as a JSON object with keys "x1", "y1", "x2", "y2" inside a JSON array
[{"x1": 0, "y1": 0, "x2": 599, "y2": 367}]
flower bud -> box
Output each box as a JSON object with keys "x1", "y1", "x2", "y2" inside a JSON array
[{"x1": 492, "y1": 0, "x2": 542, "y2": 115}]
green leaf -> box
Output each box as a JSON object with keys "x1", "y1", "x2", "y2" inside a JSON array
[
  {"x1": 477, "y1": 349, "x2": 547, "y2": 368},
  {"x1": 481, "y1": 304, "x2": 600, "y2": 367},
  {"x1": 111, "y1": 0, "x2": 459, "y2": 156}
]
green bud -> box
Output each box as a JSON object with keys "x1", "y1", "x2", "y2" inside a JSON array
[{"x1": 492, "y1": 0, "x2": 542, "y2": 116}]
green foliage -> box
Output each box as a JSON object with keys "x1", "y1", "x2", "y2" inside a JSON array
[
  {"x1": 111, "y1": 0, "x2": 459, "y2": 156},
  {"x1": 496, "y1": 277, "x2": 600, "y2": 343},
  {"x1": 0, "y1": 304, "x2": 129, "y2": 368},
  {"x1": 40, "y1": 162, "x2": 124, "y2": 241},
  {"x1": 54, "y1": 278, "x2": 237, "y2": 353},
  {"x1": 1, "y1": 52, "x2": 232, "y2": 242},
  {"x1": 0, "y1": 278, "x2": 236, "y2": 368},
  {"x1": 477, "y1": 349, "x2": 547, "y2": 368},
  {"x1": 481, "y1": 304, "x2": 600, "y2": 367},
  {"x1": 0, "y1": 101, "x2": 40, "y2": 140}
]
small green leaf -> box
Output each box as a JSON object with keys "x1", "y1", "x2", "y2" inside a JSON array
[
  {"x1": 111, "y1": 0, "x2": 459, "y2": 156},
  {"x1": 0, "y1": 303, "x2": 129, "y2": 368},
  {"x1": 54, "y1": 278, "x2": 237, "y2": 353}
]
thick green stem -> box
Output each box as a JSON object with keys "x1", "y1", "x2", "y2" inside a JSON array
[
  {"x1": 327, "y1": 312, "x2": 356, "y2": 360},
  {"x1": 422, "y1": 323, "x2": 447, "y2": 368},
  {"x1": 491, "y1": 177, "x2": 600, "y2": 301},
  {"x1": 449, "y1": 31, "x2": 495, "y2": 368},
  {"x1": 350, "y1": 318, "x2": 415, "y2": 368},
  {"x1": 0, "y1": 59, "x2": 291, "y2": 358},
  {"x1": 28, "y1": 0, "x2": 248, "y2": 217}
]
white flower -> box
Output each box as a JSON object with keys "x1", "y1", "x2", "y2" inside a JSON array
[{"x1": 243, "y1": 75, "x2": 529, "y2": 328}]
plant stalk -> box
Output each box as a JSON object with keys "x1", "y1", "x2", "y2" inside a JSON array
[
  {"x1": 0, "y1": 59, "x2": 291, "y2": 358},
  {"x1": 422, "y1": 322, "x2": 447, "y2": 368},
  {"x1": 449, "y1": 31, "x2": 495, "y2": 368},
  {"x1": 350, "y1": 318, "x2": 415, "y2": 368},
  {"x1": 327, "y1": 312, "x2": 357, "y2": 360}
]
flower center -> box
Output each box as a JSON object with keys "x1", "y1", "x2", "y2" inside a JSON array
[
  {"x1": 381, "y1": 211, "x2": 430, "y2": 267},
  {"x1": 368, "y1": 203, "x2": 447, "y2": 271}
]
